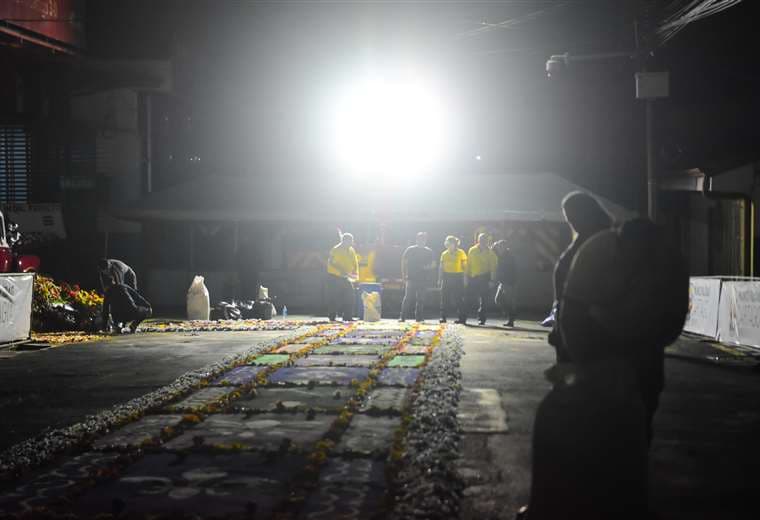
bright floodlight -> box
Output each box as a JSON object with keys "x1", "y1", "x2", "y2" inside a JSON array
[{"x1": 331, "y1": 74, "x2": 447, "y2": 176}]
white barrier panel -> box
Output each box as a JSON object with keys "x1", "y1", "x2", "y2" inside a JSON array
[
  {"x1": 684, "y1": 277, "x2": 722, "y2": 338},
  {"x1": 717, "y1": 281, "x2": 760, "y2": 349},
  {"x1": 0, "y1": 273, "x2": 34, "y2": 344}
]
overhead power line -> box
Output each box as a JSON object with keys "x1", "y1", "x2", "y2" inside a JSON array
[
  {"x1": 456, "y1": 2, "x2": 568, "y2": 39},
  {"x1": 656, "y1": 0, "x2": 743, "y2": 45}
]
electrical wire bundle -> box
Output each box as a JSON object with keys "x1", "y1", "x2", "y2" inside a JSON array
[{"x1": 656, "y1": 0, "x2": 743, "y2": 45}]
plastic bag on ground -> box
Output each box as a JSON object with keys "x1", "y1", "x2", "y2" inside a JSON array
[
  {"x1": 541, "y1": 301, "x2": 557, "y2": 327},
  {"x1": 362, "y1": 291, "x2": 381, "y2": 322},
  {"x1": 187, "y1": 275, "x2": 210, "y2": 320}
]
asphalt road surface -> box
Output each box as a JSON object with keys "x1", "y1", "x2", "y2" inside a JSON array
[
  {"x1": 457, "y1": 323, "x2": 760, "y2": 520},
  {"x1": 0, "y1": 330, "x2": 285, "y2": 451},
  {"x1": 1, "y1": 321, "x2": 758, "y2": 519}
]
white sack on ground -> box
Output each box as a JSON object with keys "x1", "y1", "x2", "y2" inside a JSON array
[{"x1": 187, "y1": 275, "x2": 210, "y2": 320}]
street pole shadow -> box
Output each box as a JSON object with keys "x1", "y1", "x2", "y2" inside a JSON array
[
  {"x1": 507, "y1": 326, "x2": 547, "y2": 334},
  {"x1": 462, "y1": 323, "x2": 547, "y2": 334}
]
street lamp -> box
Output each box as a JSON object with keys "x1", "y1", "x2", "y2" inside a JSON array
[
  {"x1": 330, "y1": 73, "x2": 448, "y2": 178},
  {"x1": 546, "y1": 51, "x2": 637, "y2": 77},
  {"x1": 545, "y1": 53, "x2": 568, "y2": 77}
]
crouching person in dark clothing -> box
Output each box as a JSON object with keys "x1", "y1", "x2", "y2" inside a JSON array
[
  {"x1": 102, "y1": 276, "x2": 152, "y2": 333},
  {"x1": 98, "y1": 258, "x2": 137, "y2": 292}
]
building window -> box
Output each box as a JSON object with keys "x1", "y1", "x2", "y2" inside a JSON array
[{"x1": 0, "y1": 126, "x2": 30, "y2": 204}]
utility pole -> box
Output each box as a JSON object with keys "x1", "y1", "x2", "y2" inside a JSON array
[
  {"x1": 634, "y1": 20, "x2": 664, "y2": 223},
  {"x1": 547, "y1": 25, "x2": 669, "y2": 222},
  {"x1": 645, "y1": 98, "x2": 655, "y2": 221},
  {"x1": 635, "y1": 69, "x2": 669, "y2": 222}
]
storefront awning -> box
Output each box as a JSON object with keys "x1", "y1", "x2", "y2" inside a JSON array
[{"x1": 114, "y1": 172, "x2": 637, "y2": 224}]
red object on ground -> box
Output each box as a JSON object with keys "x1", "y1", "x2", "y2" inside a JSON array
[{"x1": 17, "y1": 254, "x2": 40, "y2": 273}]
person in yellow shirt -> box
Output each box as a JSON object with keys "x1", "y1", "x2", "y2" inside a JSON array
[
  {"x1": 438, "y1": 235, "x2": 467, "y2": 323},
  {"x1": 326, "y1": 232, "x2": 359, "y2": 321},
  {"x1": 465, "y1": 232, "x2": 498, "y2": 325},
  {"x1": 355, "y1": 243, "x2": 377, "y2": 320},
  {"x1": 356, "y1": 244, "x2": 377, "y2": 283}
]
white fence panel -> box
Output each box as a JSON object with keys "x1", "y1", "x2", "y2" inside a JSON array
[
  {"x1": 684, "y1": 277, "x2": 722, "y2": 338},
  {"x1": 717, "y1": 280, "x2": 760, "y2": 350},
  {"x1": 0, "y1": 273, "x2": 34, "y2": 344}
]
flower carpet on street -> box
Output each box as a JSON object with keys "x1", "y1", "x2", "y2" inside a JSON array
[
  {"x1": 137, "y1": 318, "x2": 324, "y2": 333},
  {"x1": 0, "y1": 321, "x2": 465, "y2": 519},
  {"x1": 31, "y1": 331, "x2": 111, "y2": 346}
]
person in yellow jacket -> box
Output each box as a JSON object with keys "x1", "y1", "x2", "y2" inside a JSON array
[
  {"x1": 326, "y1": 232, "x2": 359, "y2": 321},
  {"x1": 356, "y1": 245, "x2": 377, "y2": 283},
  {"x1": 438, "y1": 235, "x2": 467, "y2": 324},
  {"x1": 465, "y1": 232, "x2": 498, "y2": 325}
]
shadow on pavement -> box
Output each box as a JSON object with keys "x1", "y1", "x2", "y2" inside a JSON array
[{"x1": 462, "y1": 323, "x2": 548, "y2": 334}]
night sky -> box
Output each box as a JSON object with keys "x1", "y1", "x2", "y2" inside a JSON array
[{"x1": 86, "y1": 1, "x2": 759, "y2": 210}]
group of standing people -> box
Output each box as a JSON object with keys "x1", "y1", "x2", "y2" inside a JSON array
[
  {"x1": 403, "y1": 231, "x2": 517, "y2": 326},
  {"x1": 523, "y1": 191, "x2": 689, "y2": 519},
  {"x1": 325, "y1": 230, "x2": 519, "y2": 325},
  {"x1": 435, "y1": 232, "x2": 498, "y2": 325}
]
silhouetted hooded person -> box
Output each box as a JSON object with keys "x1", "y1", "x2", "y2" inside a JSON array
[
  {"x1": 98, "y1": 258, "x2": 137, "y2": 293},
  {"x1": 549, "y1": 192, "x2": 613, "y2": 362},
  {"x1": 560, "y1": 219, "x2": 689, "y2": 442},
  {"x1": 524, "y1": 219, "x2": 688, "y2": 520}
]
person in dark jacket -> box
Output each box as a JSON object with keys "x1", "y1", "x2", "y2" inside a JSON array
[
  {"x1": 615, "y1": 220, "x2": 689, "y2": 444},
  {"x1": 400, "y1": 232, "x2": 435, "y2": 322},
  {"x1": 524, "y1": 219, "x2": 688, "y2": 520},
  {"x1": 102, "y1": 276, "x2": 152, "y2": 333},
  {"x1": 560, "y1": 219, "x2": 689, "y2": 443},
  {"x1": 98, "y1": 258, "x2": 137, "y2": 293},
  {"x1": 492, "y1": 239, "x2": 518, "y2": 327},
  {"x1": 548, "y1": 192, "x2": 613, "y2": 362}
]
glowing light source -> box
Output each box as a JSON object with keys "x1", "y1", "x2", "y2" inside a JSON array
[{"x1": 330, "y1": 73, "x2": 447, "y2": 177}]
